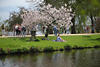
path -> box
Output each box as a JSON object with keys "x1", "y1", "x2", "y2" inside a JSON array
[{"x1": 0, "y1": 33, "x2": 100, "y2": 38}]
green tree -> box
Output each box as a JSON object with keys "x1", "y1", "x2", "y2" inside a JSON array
[
  {"x1": 44, "y1": 0, "x2": 100, "y2": 33},
  {"x1": 6, "y1": 8, "x2": 24, "y2": 31},
  {"x1": 44, "y1": 0, "x2": 77, "y2": 34},
  {"x1": 75, "y1": 0, "x2": 100, "y2": 33}
]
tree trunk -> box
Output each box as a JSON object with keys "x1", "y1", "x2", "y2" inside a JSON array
[
  {"x1": 71, "y1": 17, "x2": 76, "y2": 34},
  {"x1": 90, "y1": 15, "x2": 95, "y2": 33}
]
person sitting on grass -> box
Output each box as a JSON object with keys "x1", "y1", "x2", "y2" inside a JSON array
[{"x1": 56, "y1": 34, "x2": 65, "y2": 42}]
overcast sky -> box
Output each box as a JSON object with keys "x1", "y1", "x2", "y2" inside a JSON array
[
  {"x1": 0, "y1": 0, "x2": 31, "y2": 21},
  {"x1": 0, "y1": 0, "x2": 45, "y2": 22}
]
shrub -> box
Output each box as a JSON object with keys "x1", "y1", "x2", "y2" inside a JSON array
[
  {"x1": 8, "y1": 49, "x2": 18, "y2": 54},
  {"x1": 43, "y1": 47, "x2": 54, "y2": 52},
  {"x1": 94, "y1": 45, "x2": 100, "y2": 48},
  {"x1": 64, "y1": 45, "x2": 72, "y2": 50},
  {"x1": 7, "y1": 48, "x2": 11, "y2": 54},
  {"x1": 30, "y1": 47, "x2": 39, "y2": 53},
  {"x1": 59, "y1": 48, "x2": 64, "y2": 51},
  {"x1": 22, "y1": 47, "x2": 29, "y2": 53},
  {"x1": 16, "y1": 48, "x2": 23, "y2": 54},
  {"x1": 73, "y1": 45, "x2": 84, "y2": 49},
  {"x1": 0, "y1": 48, "x2": 6, "y2": 54}
]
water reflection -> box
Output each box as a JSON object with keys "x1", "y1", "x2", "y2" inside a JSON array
[{"x1": 0, "y1": 49, "x2": 100, "y2": 67}]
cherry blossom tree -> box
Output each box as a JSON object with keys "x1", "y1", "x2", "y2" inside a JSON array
[{"x1": 21, "y1": 4, "x2": 74, "y2": 33}]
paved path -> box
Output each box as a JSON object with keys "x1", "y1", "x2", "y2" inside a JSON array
[{"x1": 0, "y1": 33, "x2": 100, "y2": 38}]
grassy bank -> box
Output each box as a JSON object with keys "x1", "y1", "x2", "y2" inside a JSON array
[{"x1": 0, "y1": 34, "x2": 100, "y2": 54}]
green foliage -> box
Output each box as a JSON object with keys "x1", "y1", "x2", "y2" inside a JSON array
[
  {"x1": 44, "y1": 0, "x2": 68, "y2": 9},
  {"x1": 64, "y1": 45, "x2": 72, "y2": 50},
  {"x1": 7, "y1": 13, "x2": 23, "y2": 31},
  {"x1": 30, "y1": 47, "x2": 39, "y2": 52},
  {"x1": 1, "y1": 24, "x2": 4, "y2": 29},
  {"x1": 6, "y1": 8, "x2": 25, "y2": 31},
  {"x1": 44, "y1": 0, "x2": 100, "y2": 33},
  {"x1": 22, "y1": 47, "x2": 29, "y2": 53},
  {"x1": 7, "y1": 48, "x2": 17, "y2": 54},
  {"x1": 0, "y1": 48, "x2": 6, "y2": 54},
  {"x1": 43, "y1": 47, "x2": 54, "y2": 52}
]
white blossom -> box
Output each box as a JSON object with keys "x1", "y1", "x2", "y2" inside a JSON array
[{"x1": 21, "y1": 4, "x2": 73, "y2": 29}]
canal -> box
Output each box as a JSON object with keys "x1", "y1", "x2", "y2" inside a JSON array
[{"x1": 0, "y1": 49, "x2": 100, "y2": 67}]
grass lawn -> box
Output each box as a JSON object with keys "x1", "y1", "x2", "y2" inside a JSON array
[{"x1": 0, "y1": 34, "x2": 100, "y2": 54}]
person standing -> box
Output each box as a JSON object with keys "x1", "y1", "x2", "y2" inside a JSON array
[
  {"x1": 15, "y1": 24, "x2": 19, "y2": 36},
  {"x1": 18, "y1": 25, "x2": 22, "y2": 36},
  {"x1": 45, "y1": 25, "x2": 49, "y2": 40},
  {"x1": 21, "y1": 26, "x2": 26, "y2": 37},
  {"x1": 30, "y1": 26, "x2": 37, "y2": 41},
  {"x1": 42, "y1": 26, "x2": 45, "y2": 34},
  {"x1": 53, "y1": 25, "x2": 57, "y2": 36},
  {"x1": 1, "y1": 24, "x2": 5, "y2": 36},
  {"x1": 66, "y1": 26, "x2": 70, "y2": 34}
]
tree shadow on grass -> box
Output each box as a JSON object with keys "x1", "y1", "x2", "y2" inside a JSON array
[
  {"x1": 17, "y1": 37, "x2": 55, "y2": 42},
  {"x1": 89, "y1": 38, "x2": 100, "y2": 41},
  {"x1": 18, "y1": 37, "x2": 30, "y2": 42},
  {"x1": 83, "y1": 36, "x2": 91, "y2": 38},
  {"x1": 26, "y1": 39, "x2": 40, "y2": 42},
  {"x1": 19, "y1": 38, "x2": 27, "y2": 40}
]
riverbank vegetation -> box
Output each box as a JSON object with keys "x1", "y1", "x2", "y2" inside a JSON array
[{"x1": 0, "y1": 34, "x2": 100, "y2": 54}]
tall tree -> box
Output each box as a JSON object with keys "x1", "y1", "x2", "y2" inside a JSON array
[
  {"x1": 6, "y1": 8, "x2": 25, "y2": 31},
  {"x1": 44, "y1": 0, "x2": 100, "y2": 33},
  {"x1": 21, "y1": 4, "x2": 73, "y2": 32}
]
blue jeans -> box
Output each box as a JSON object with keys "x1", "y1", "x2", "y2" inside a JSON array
[{"x1": 54, "y1": 30, "x2": 57, "y2": 36}]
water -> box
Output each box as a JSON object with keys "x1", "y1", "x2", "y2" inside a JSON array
[{"x1": 0, "y1": 49, "x2": 100, "y2": 67}]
